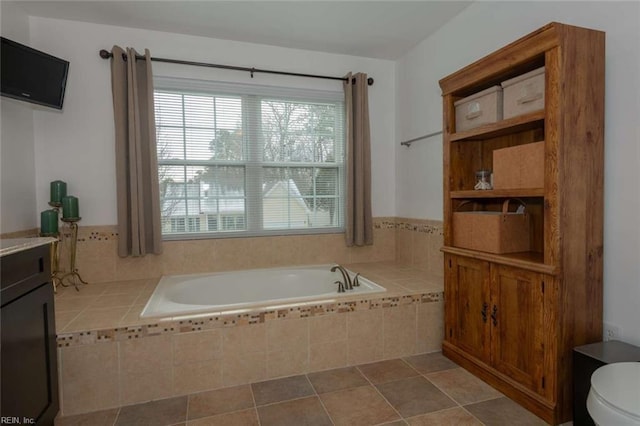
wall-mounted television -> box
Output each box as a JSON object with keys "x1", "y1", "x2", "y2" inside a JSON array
[{"x1": 1, "y1": 37, "x2": 69, "y2": 110}]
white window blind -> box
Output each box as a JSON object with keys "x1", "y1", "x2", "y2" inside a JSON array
[{"x1": 154, "y1": 77, "x2": 345, "y2": 238}]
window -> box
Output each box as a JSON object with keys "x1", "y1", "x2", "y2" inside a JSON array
[{"x1": 155, "y1": 78, "x2": 345, "y2": 238}]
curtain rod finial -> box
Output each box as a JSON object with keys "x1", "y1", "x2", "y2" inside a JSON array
[
  {"x1": 367, "y1": 77, "x2": 374, "y2": 86},
  {"x1": 99, "y1": 49, "x2": 112, "y2": 59}
]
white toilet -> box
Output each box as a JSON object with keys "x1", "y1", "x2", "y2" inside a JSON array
[{"x1": 587, "y1": 362, "x2": 640, "y2": 425}]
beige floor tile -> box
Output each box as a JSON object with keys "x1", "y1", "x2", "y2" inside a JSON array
[
  {"x1": 257, "y1": 396, "x2": 332, "y2": 426},
  {"x1": 407, "y1": 407, "x2": 483, "y2": 425},
  {"x1": 357, "y1": 359, "x2": 419, "y2": 384},
  {"x1": 464, "y1": 397, "x2": 548, "y2": 426},
  {"x1": 187, "y1": 385, "x2": 253, "y2": 420},
  {"x1": 426, "y1": 367, "x2": 503, "y2": 406},
  {"x1": 187, "y1": 409, "x2": 259, "y2": 426},
  {"x1": 320, "y1": 385, "x2": 400, "y2": 426},
  {"x1": 403, "y1": 352, "x2": 458, "y2": 374},
  {"x1": 307, "y1": 366, "x2": 369, "y2": 394},
  {"x1": 376, "y1": 376, "x2": 457, "y2": 418}
]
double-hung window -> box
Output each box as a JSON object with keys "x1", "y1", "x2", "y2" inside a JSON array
[{"x1": 154, "y1": 78, "x2": 345, "y2": 238}]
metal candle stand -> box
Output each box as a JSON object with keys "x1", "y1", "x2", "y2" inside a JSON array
[{"x1": 42, "y1": 203, "x2": 88, "y2": 292}]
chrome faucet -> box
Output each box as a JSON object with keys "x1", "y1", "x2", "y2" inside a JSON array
[{"x1": 331, "y1": 264, "x2": 353, "y2": 290}]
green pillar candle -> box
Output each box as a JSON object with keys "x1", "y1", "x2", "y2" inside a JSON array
[
  {"x1": 62, "y1": 196, "x2": 79, "y2": 219},
  {"x1": 50, "y1": 180, "x2": 67, "y2": 204},
  {"x1": 40, "y1": 209, "x2": 59, "y2": 234}
]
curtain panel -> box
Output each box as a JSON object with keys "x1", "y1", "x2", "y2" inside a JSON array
[
  {"x1": 343, "y1": 72, "x2": 373, "y2": 247},
  {"x1": 109, "y1": 46, "x2": 162, "y2": 257}
]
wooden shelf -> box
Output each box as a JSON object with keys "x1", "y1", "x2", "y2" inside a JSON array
[
  {"x1": 440, "y1": 23, "x2": 604, "y2": 425},
  {"x1": 450, "y1": 110, "x2": 545, "y2": 142},
  {"x1": 450, "y1": 189, "x2": 544, "y2": 199},
  {"x1": 441, "y1": 246, "x2": 556, "y2": 275}
]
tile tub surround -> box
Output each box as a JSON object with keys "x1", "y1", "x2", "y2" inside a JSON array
[
  {"x1": 395, "y1": 217, "x2": 444, "y2": 276},
  {"x1": 70, "y1": 217, "x2": 443, "y2": 284},
  {"x1": 54, "y1": 262, "x2": 445, "y2": 416}
]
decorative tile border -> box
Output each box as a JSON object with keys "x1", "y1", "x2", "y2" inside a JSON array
[
  {"x1": 395, "y1": 218, "x2": 444, "y2": 235},
  {"x1": 69, "y1": 217, "x2": 442, "y2": 244},
  {"x1": 372, "y1": 218, "x2": 444, "y2": 235},
  {"x1": 56, "y1": 290, "x2": 443, "y2": 348}
]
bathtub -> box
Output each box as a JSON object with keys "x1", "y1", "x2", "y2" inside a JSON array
[{"x1": 140, "y1": 264, "x2": 386, "y2": 318}]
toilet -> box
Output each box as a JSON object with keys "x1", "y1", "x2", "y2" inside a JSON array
[{"x1": 587, "y1": 362, "x2": 640, "y2": 425}]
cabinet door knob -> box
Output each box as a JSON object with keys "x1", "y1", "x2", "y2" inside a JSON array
[{"x1": 481, "y1": 302, "x2": 488, "y2": 323}]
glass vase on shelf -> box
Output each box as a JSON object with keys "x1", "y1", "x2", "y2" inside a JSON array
[{"x1": 474, "y1": 170, "x2": 493, "y2": 190}]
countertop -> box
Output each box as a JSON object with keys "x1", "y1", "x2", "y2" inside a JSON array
[{"x1": 0, "y1": 237, "x2": 57, "y2": 257}]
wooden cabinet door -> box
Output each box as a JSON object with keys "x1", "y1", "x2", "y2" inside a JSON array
[
  {"x1": 490, "y1": 264, "x2": 545, "y2": 395},
  {"x1": 446, "y1": 255, "x2": 491, "y2": 363}
]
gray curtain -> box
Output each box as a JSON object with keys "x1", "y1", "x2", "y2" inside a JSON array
[
  {"x1": 109, "y1": 46, "x2": 162, "y2": 257},
  {"x1": 344, "y1": 72, "x2": 373, "y2": 247}
]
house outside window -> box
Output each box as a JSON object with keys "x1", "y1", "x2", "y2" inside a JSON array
[{"x1": 155, "y1": 78, "x2": 345, "y2": 238}]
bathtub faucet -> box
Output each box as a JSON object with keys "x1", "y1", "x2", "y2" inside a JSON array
[{"x1": 331, "y1": 265, "x2": 353, "y2": 290}]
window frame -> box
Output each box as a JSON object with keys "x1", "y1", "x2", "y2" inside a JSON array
[{"x1": 154, "y1": 77, "x2": 346, "y2": 241}]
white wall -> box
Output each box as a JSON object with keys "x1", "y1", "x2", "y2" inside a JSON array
[
  {"x1": 0, "y1": 2, "x2": 37, "y2": 233},
  {"x1": 395, "y1": 1, "x2": 640, "y2": 345},
  {"x1": 28, "y1": 17, "x2": 396, "y2": 226}
]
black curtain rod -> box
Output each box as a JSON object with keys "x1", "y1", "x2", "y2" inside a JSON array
[{"x1": 99, "y1": 49, "x2": 374, "y2": 86}]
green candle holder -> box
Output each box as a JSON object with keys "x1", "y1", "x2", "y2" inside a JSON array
[
  {"x1": 52, "y1": 217, "x2": 87, "y2": 292},
  {"x1": 41, "y1": 185, "x2": 87, "y2": 292},
  {"x1": 50, "y1": 180, "x2": 67, "y2": 204},
  {"x1": 61, "y1": 195, "x2": 79, "y2": 219}
]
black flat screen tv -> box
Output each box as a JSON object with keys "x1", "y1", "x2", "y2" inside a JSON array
[{"x1": 1, "y1": 37, "x2": 69, "y2": 109}]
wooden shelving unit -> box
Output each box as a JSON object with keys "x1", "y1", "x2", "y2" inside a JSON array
[{"x1": 439, "y1": 22, "x2": 604, "y2": 425}]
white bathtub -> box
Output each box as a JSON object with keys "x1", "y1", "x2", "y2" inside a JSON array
[{"x1": 140, "y1": 264, "x2": 386, "y2": 318}]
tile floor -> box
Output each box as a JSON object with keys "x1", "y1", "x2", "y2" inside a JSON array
[{"x1": 55, "y1": 352, "x2": 548, "y2": 426}]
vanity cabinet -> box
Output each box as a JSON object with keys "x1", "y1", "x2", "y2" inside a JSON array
[
  {"x1": 440, "y1": 22, "x2": 604, "y2": 424},
  {"x1": 1, "y1": 243, "x2": 58, "y2": 426}
]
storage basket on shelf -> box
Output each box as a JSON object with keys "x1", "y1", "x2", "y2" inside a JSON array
[
  {"x1": 454, "y1": 85, "x2": 503, "y2": 132},
  {"x1": 492, "y1": 141, "x2": 545, "y2": 189},
  {"x1": 453, "y1": 199, "x2": 531, "y2": 254},
  {"x1": 501, "y1": 67, "x2": 545, "y2": 119}
]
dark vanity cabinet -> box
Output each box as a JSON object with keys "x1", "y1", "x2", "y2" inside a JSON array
[{"x1": 1, "y1": 243, "x2": 58, "y2": 426}]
